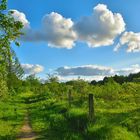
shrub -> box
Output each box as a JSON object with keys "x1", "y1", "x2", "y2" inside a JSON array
[{"x1": 0, "y1": 76, "x2": 8, "y2": 99}]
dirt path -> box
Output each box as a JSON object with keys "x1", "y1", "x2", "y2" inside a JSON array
[{"x1": 17, "y1": 114, "x2": 37, "y2": 140}]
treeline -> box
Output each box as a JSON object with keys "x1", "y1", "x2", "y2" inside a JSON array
[
  {"x1": 91, "y1": 72, "x2": 140, "y2": 85},
  {"x1": 8, "y1": 71, "x2": 139, "y2": 104}
]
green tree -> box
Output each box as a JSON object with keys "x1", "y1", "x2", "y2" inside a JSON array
[
  {"x1": 24, "y1": 75, "x2": 41, "y2": 93},
  {"x1": 46, "y1": 74, "x2": 59, "y2": 83},
  {"x1": 0, "y1": 0, "x2": 23, "y2": 97}
]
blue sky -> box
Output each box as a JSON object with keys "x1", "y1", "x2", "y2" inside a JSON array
[{"x1": 8, "y1": 0, "x2": 140, "y2": 81}]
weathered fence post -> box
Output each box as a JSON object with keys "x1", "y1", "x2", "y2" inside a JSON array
[{"x1": 89, "y1": 94, "x2": 94, "y2": 121}]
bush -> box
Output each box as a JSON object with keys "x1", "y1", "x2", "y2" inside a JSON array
[{"x1": 0, "y1": 76, "x2": 8, "y2": 99}]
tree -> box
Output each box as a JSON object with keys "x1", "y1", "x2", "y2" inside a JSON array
[
  {"x1": 7, "y1": 48, "x2": 24, "y2": 91},
  {"x1": 67, "y1": 79, "x2": 91, "y2": 100},
  {"x1": 45, "y1": 74, "x2": 59, "y2": 83},
  {"x1": 23, "y1": 75, "x2": 41, "y2": 93},
  {"x1": 0, "y1": 0, "x2": 23, "y2": 96},
  {"x1": 90, "y1": 80, "x2": 97, "y2": 85}
]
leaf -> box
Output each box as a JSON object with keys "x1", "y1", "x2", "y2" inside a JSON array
[{"x1": 15, "y1": 41, "x2": 20, "y2": 47}]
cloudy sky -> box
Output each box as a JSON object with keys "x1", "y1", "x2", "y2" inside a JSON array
[{"x1": 8, "y1": 0, "x2": 140, "y2": 81}]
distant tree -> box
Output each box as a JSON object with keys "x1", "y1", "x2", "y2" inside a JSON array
[
  {"x1": 127, "y1": 72, "x2": 140, "y2": 82},
  {"x1": 113, "y1": 75, "x2": 127, "y2": 84},
  {"x1": 102, "y1": 78, "x2": 122, "y2": 100},
  {"x1": 26, "y1": 75, "x2": 41, "y2": 86},
  {"x1": 90, "y1": 80, "x2": 97, "y2": 85},
  {"x1": 67, "y1": 79, "x2": 91, "y2": 101},
  {"x1": 7, "y1": 49, "x2": 24, "y2": 90},
  {"x1": 23, "y1": 75, "x2": 41, "y2": 93},
  {"x1": 45, "y1": 74, "x2": 59, "y2": 83}
]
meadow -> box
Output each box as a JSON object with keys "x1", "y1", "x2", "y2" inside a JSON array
[
  {"x1": 1, "y1": 78, "x2": 139, "y2": 140},
  {"x1": 27, "y1": 81, "x2": 140, "y2": 140}
]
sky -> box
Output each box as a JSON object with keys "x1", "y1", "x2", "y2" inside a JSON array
[{"x1": 8, "y1": 0, "x2": 140, "y2": 81}]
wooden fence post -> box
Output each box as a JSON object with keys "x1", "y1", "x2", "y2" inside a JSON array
[{"x1": 89, "y1": 94, "x2": 94, "y2": 121}]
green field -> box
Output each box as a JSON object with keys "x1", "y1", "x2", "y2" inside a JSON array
[{"x1": 1, "y1": 80, "x2": 139, "y2": 140}]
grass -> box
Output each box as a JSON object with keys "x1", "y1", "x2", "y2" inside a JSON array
[
  {"x1": 0, "y1": 83, "x2": 139, "y2": 140},
  {"x1": 0, "y1": 93, "x2": 26, "y2": 139},
  {"x1": 26, "y1": 85, "x2": 140, "y2": 140}
]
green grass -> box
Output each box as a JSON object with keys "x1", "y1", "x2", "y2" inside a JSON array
[
  {"x1": 0, "y1": 93, "x2": 26, "y2": 139},
  {"x1": 0, "y1": 82, "x2": 139, "y2": 140},
  {"x1": 27, "y1": 86, "x2": 140, "y2": 140}
]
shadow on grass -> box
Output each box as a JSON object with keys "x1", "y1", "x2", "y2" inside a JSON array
[
  {"x1": 28, "y1": 94, "x2": 140, "y2": 140},
  {"x1": 0, "y1": 135, "x2": 16, "y2": 140},
  {"x1": 29, "y1": 101, "x2": 89, "y2": 140}
]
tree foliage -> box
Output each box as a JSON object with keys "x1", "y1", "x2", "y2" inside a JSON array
[{"x1": 0, "y1": 0, "x2": 23, "y2": 97}]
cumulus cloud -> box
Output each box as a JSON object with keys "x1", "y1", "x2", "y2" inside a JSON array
[
  {"x1": 11, "y1": 11, "x2": 77, "y2": 49},
  {"x1": 11, "y1": 4, "x2": 127, "y2": 49},
  {"x1": 42, "y1": 12, "x2": 77, "y2": 49},
  {"x1": 21, "y1": 64, "x2": 44, "y2": 75},
  {"x1": 74, "y1": 4, "x2": 125, "y2": 47},
  {"x1": 114, "y1": 32, "x2": 140, "y2": 52},
  {"x1": 54, "y1": 64, "x2": 140, "y2": 81},
  {"x1": 10, "y1": 9, "x2": 30, "y2": 29},
  {"x1": 10, "y1": 5, "x2": 139, "y2": 52}
]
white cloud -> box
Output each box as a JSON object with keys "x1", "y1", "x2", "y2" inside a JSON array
[
  {"x1": 17, "y1": 12, "x2": 77, "y2": 49},
  {"x1": 56, "y1": 65, "x2": 114, "y2": 76},
  {"x1": 74, "y1": 4, "x2": 125, "y2": 47},
  {"x1": 116, "y1": 64, "x2": 140, "y2": 75},
  {"x1": 11, "y1": 4, "x2": 126, "y2": 49},
  {"x1": 114, "y1": 32, "x2": 140, "y2": 52},
  {"x1": 131, "y1": 64, "x2": 140, "y2": 68},
  {"x1": 57, "y1": 75, "x2": 105, "y2": 82},
  {"x1": 21, "y1": 64, "x2": 44, "y2": 75},
  {"x1": 10, "y1": 10, "x2": 30, "y2": 29},
  {"x1": 42, "y1": 12, "x2": 77, "y2": 49},
  {"x1": 11, "y1": 5, "x2": 140, "y2": 53},
  {"x1": 54, "y1": 64, "x2": 140, "y2": 81}
]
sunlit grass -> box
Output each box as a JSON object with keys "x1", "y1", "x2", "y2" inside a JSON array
[{"x1": 0, "y1": 94, "x2": 26, "y2": 139}]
